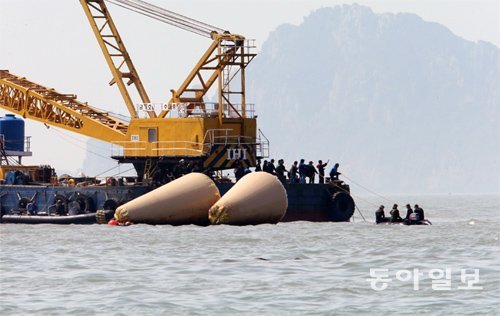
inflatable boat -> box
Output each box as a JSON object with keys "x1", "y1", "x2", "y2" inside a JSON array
[
  {"x1": 377, "y1": 218, "x2": 432, "y2": 225},
  {"x1": 0, "y1": 209, "x2": 114, "y2": 225}
]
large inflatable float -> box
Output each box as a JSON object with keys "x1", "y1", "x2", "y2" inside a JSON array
[
  {"x1": 114, "y1": 173, "x2": 220, "y2": 225},
  {"x1": 209, "y1": 172, "x2": 288, "y2": 225}
]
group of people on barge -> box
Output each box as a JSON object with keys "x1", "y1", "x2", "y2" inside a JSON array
[
  {"x1": 151, "y1": 157, "x2": 342, "y2": 185},
  {"x1": 375, "y1": 204, "x2": 426, "y2": 224},
  {"x1": 247, "y1": 158, "x2": 341, "y2": 184}
]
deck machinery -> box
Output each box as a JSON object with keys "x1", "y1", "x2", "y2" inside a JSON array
[{"x1": 0, "y1": 0, "x2": 268, "y2": 180}]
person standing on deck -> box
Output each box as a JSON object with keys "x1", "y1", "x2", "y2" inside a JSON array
[
  {"x1": 306, "y1": 161, "x2": 318, "y2": 184},
  {"x1": 316, "y1": 160, "x2": 329, "y2": 184},
  {"x1": 275, "y1": 159, "x2": 288, "y2": 184},
  {"x1": 298, "y1": 159, "x2": 306, "y2": 184},
  {"x1": 255, "y1": 159, "x2": 262, "y2": 172},
  {"x1": 289, "y1": 161, "x2": 298, "y2": 183}
]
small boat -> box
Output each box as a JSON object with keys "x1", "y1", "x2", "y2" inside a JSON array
[
  {"x1": 0, "y1": 210, "x2": 114, "y2": 225},
  {"x1": 376, "y1": 218, "x2": 432, "y2": 225}
]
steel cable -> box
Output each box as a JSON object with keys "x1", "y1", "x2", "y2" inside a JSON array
[{"x1": 107, "y1": 0, "x2": 226, "y2": 37}]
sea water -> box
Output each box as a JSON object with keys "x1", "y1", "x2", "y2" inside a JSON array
[{"x1": 1, "y1": 194, "x2": 499, "y2": 315}]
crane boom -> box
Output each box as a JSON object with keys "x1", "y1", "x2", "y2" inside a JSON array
[
  {"x1": 160, "y1": 33, "x2": 255, "y2": 123},
  {"x1": 1, "y1": 0, "x2": 267, "y2": 180},
  {"x1": 0, "y1": 70, "x2": 128, "y2": 142},
  {"x1": 80, "y1": 0, "x2": 156, "y2": 118}
]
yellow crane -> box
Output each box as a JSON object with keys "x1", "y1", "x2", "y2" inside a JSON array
[{"x1": 0, "y1": 0, "x2": 268, "y2": 180}]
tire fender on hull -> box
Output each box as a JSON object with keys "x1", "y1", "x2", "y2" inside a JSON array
[
  {"x1": 75, "y1": 193, "x2": 94, "y2": 213},
  {"x1": 102, "y1": 199, "x2": 119, "y2": 211},
  {"x1": 328, "y1": 192, "x2": 355, "y2": 222}
]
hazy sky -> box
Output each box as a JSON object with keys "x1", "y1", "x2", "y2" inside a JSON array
[{"x1": 1, "y1": 0, "x2": 499, "y2": 175}]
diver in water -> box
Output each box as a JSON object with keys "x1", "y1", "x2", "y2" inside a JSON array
[
  {"x1": 390, "y1": 204, "x2": 403, "y2": 223},
  {"x1": 375, "y1": 205, "x2": 386, "y2": 223},
  {"x1": 403, "y1": 204, "x2": 413, "y2": 224},
  {"x1": 404, "y1": 204, "x2": 413, "y2": 220},
  {"x1": 414, "y1": 204, "x2": 425, "y2": 221}
]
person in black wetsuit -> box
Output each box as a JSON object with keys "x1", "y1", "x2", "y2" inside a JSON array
[
  {"x1": 404, "y1": 204, "x2": 413, "y2": 220},
  {"x1": 390, "y1": 204, "x2": 403, "y2": 223},
  {"x1": 375, "y1": 205, "x2": 386, "y2": 223},
  {"x1": 414, "y1": 204, "x2": 425, "y2": 221}
]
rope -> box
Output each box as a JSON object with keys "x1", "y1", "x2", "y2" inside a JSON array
[
  {"x1": 94, "y1": 164, "x2": 121, "y2": 177},
  {"x1": 341, "y1": 173, "x2": 394, "y2": 204},
  {"x1": 107, "y1": 0, "x2": 227, "y2": 38},
  {"x1": 48, "y1": 128, "x2": 114, "y2": 161},
  {"x1": 355, "y1": 204, "x2": 367, "y2": 221},
  {"x1": 110, "y1": 167, "x2": 136, "y2": 177},
  {"x1": 328, "y1": 179, "x2": 367, "y2": 222}
]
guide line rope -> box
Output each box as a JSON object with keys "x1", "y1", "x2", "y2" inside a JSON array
[
  {"x1": 341, "y1": 173, "x2": 394, "y2": 204},
  {"x1": 328, "y1": 180, "x2": 367, "y2": 222},
  {"x1": 107, "y1": 0, "x2": 227, "y2": 38}
]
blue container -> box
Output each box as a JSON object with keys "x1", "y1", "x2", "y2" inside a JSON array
[{"x1": 0, "y1": 114, "x2": 25, "y2": 151}]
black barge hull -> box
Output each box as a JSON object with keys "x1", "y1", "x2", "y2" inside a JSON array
[{"x1": 0, "y1": 182, "x2": 355, "y2": 224}]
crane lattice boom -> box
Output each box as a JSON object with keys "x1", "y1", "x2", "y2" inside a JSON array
[
  {"x1": 1, "y1": 0, "x2": 267, "y2": 179},
  {"x1": 0, "y1": 70, "x2": 128, "y2": 142}
]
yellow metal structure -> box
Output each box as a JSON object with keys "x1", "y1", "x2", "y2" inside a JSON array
[
  {"x1": 80, "y1": 0, "x2": 155, "y2": 118},
  {"x1": 0, "y1": 0, "x2": 267, "y2": 177},
  {"x1": 0, "y1": 70, "x2": 128, "y2": 142}
]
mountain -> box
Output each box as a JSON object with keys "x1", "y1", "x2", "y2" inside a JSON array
[{"x1": 247, "y1": 4, "x2": 500, "y2": 194}]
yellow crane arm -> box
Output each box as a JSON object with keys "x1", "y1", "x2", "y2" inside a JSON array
[
  {"x1": 0, "y1": 70, "x2": 128, "y2": 143},
  {"x1": 159, "y1": 33, "x2": 255, "y2": 119},
  {"x1": 80, "y1": 0, "x2": 156, "y2": 118}
]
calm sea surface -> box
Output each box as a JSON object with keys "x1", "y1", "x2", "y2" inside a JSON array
[{"x1": 1, "y1": 194, "x2": 499, "y2": 315}]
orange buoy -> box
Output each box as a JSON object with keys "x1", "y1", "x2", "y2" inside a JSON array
[{"x1": 108, "y1": 219, "x2": 118, "y2": 225}]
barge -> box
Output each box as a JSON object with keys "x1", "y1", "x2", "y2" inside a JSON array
[
  {"x1": 0, "y1": 180, "x2": 355, "y2": 224},
  {"x1": 0, "y1": 0, "x2": 356, "y2": 225}
]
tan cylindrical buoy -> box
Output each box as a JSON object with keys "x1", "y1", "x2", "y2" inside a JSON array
[
  {"x1": 115, "y1": 173, "x2": 220, "y2": 225},
  {"x1": 209, "y1": 172, "x2": 287, "y2": 225}
]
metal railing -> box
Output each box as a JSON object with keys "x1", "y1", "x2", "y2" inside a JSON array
[
  {"x1": 152, "y1": 141, "x2": 209, "y2": 156},
  {"x1": 0, "y1": 134, "x2": 32, "y2": 153},
  {"x1": 257, "y1": 129, "x2": 270, "y2": 158},
  {"x1": 111, "y1": 128, "x2": 270, "y2": 158},
  {"x1": 136, "y1": 102, "x2": 256, "y2": 119},
  {"x1": 111, "y1": 141, "x2": 148, "y2": 157}
]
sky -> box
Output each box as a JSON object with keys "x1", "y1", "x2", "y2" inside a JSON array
[{"x1": 1, "y1": 0, "x2": 499, "y2": 176}]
